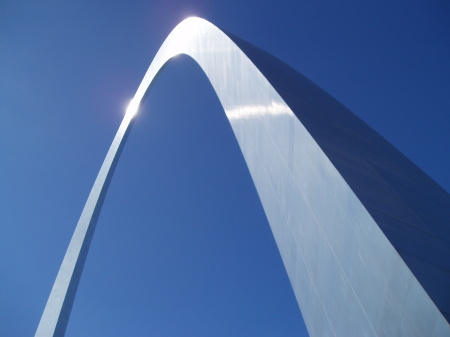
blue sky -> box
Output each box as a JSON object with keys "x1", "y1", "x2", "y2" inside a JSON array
[{"x1": 1, "y1": 1, "x2": 449, "y2": 336}]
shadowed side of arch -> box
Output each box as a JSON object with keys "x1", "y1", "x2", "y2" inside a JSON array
[{"x1": 35, "y1": 17, "x2": 450, "y2": 337}]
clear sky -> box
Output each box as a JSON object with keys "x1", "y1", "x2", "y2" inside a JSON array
[{"x1": 1, "y1": 1, "x2": 449, "y2": 336}]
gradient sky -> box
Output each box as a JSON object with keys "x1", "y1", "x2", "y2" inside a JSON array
[{"x1": 1, "y1": 1, "x2": 449, "y2": 336}]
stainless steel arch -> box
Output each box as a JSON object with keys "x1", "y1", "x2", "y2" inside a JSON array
[{"x1": 35, "y1": 17, "x2": 450, "y2": 337}]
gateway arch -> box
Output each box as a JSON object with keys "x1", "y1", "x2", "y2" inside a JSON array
[{"x1": 36, "y1": 17, "x2": 450, "y2": 337}]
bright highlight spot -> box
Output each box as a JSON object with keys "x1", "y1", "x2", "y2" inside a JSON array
[
  {"x1": 227, "y1": 101, "x2": 292, "y2": 120},
  {"x1": 126, "y1": 99, "x2": 139, "y2": 117}
]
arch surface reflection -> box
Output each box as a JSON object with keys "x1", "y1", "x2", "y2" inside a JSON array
[{"x1": 36, "y1": 17, "x2": 450, "y2": 337}]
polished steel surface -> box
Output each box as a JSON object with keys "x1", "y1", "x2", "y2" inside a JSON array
[{"x1": 35, "y1": 17, "x2": 450, "y2": 337}]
